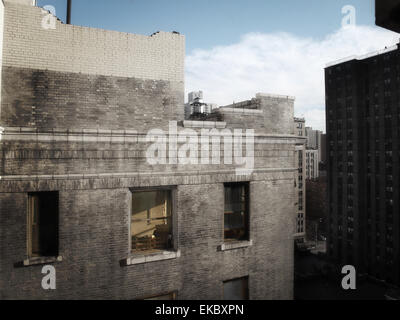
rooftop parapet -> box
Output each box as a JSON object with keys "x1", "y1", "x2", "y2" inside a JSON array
[
  {"x1": 0, "y1": 1, "x2": 185, "y2": 130},
  {"x1": 325, "y1": 44, "x2": 398, "y2": 68},
  {"x1": 0, "y1": 1, "x2": 185, "y2": 83},
  {"x1": 3, "y1": 0, "x2": 36, "y2": 5},
  {"x1": 210, "y1": 93, "x2": 295, "y2": 135}
]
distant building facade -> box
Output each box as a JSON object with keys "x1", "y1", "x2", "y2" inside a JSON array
[
  {"x1": 320, "y1": 133, "x2": 327, "y2": 165},
  {"x1": 294, "y1": 118, "x2": 307, "y2": 241},
  {"x1": 305, "y1": 127, "x2": 323, "y2": 153},
  {"x1": 326, "y1": 44, "x2": 400, "y2": 285},
  {"x1": 184, "y1": 91, "x2": 217, "y2": 119},
  {"x1": 304, "y1": 126, "x2": 323, "y2": 180},
  {"x1": 305, "y1": 176, "x2": 328, "y2": 242},
  {"x1": 305, "y1": 149, "x2": 319, "y2": 180}
]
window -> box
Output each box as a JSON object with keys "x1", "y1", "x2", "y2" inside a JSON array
[
  {"x1": 224, "y1": 183, "x2": 249, "y2": 241},
  {"x1": 223, "y1": 277, "x2": 249, "y2": 300},
  {"x1": 131, "y1": 189, "x2": 173, "y2": 253},
  {"x1": 27, "y1": 192, "x2": 59, "y2": 258}
]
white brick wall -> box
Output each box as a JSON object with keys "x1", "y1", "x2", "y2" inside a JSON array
[
  {"x1": 1, "y1": 2, "x2": 185, "y2": 83},
  {"x1": 4, "y1": 0, "x2": 35, "y2": 6}
]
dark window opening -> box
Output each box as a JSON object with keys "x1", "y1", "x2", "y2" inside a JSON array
[
  {"x1": 27, "y1": 192, "x2": 59, "y2": 258},
  {"x1": 224, "y1": 183, "x2": 249, "y2": 241},
  {"x1": 223, "y1": 277, "x2": 249, "y2": 300}
]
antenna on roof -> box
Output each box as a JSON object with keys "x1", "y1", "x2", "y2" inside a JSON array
[{"x1": 66, "y1": 0, "x2": 72, "y2": 24}]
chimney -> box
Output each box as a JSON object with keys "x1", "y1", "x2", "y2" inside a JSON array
[{"x1": 67, "y1": 0, "x2": 72, "y2": 24}]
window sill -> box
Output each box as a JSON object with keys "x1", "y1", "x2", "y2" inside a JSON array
[
  {"x1": 21, "y1": 256, "x2": 63, "y2": 267},
  {"x1": 123, "y1": 250, "x2": 181, "y2": 266},
  {"x1": 218, "y1": 240, "x2": 253, "y2": 251}
]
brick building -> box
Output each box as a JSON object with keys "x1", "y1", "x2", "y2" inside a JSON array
[
  {"x1": 0, "y1": 0, "x2": 297, "y2": 299},
  {"x1": 325, "y1": 44, "x2": 400, "y2": 285},
  {"x1": 305, "y1": 127, "x2": 323, "y2": 167},
  {"x1": 305, "y1": 149, "x2": 319, "y2": 180},
  {"x1": 320, "y1": 133, "x2": 327, "y2": 166},
  {"x1": 294, "y1": 118, "x2": 307, "y2": 241}
]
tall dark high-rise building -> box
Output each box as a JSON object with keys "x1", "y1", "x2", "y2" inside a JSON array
[
  {"x1": 325, "y1": 44, "x2": 400, "y2": 285},
  {"x1": 376, "y1": 0, "x2": 400, "y2": 33}
]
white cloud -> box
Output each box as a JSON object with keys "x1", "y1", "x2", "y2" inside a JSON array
[{"x1": 185, "y1": 26, "x2": 399, "y2": 132}]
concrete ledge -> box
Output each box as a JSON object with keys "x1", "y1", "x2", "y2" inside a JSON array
[
  {"x1": 0, "y1": 170, "x2": 296, "y2": 193},
  {"x1": 325, "y1": 45, "x2": 398, "y2": 68},
  {"x1": 0, "y1": 168, "x2": 298, "y2": 181},
  {"x1": 218, "y1": 240, "x2": 253, "y2": 251},
  {"x1": 256, "y1": 93, "x2": 296, "y2": 101},
  {"x1": 21, "y1": 256, "x2": 63, "y2": 267},
  {"x1": 0, "y1": 126, "x2": 300, "y2": 142},
  {"x1": 183, "y1": 121, "x2": 227, "y2": 129},
  {"x1": 217, "y1": 108, "x2": 263, "y2": 115},
  {"x1": 123, "y1": 250, "x2": 181, "y2": 266}
]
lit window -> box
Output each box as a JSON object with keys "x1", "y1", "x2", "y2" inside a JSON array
[{"x1": 131, "y1": 189, "x2": 173, "y2": 253}]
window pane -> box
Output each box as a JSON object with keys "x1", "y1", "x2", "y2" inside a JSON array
[
  {"x1": 224, "y1": 211, "x2": 245, "y2": 230},
  {"x1": 131, "y1": 190, "x2": 172, "y2": 252},
  {"x1": 224, "y1": 183, "x2": 249, "y2": 241}
]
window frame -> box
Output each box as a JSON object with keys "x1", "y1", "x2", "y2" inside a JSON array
[
  {"x1": 129, "y1": 186, "x2": 177, "y2": 254},
  {"x1": 223, "y1": 182, "x2": 250, "y2": 243},
  {"x1": 27, "y1": 191, "x2": 60, "y2": 259}
]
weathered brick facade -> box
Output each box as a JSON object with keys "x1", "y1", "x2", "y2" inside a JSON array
[{"x1": 0, "y1": 1, "x2": 296, "y2": 299}]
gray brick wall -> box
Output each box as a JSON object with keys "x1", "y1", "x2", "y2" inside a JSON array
[
  {"x1": 214, "y1": 94, "x2": 295, "y2": 135},
  {"x1": 0, "y1": 129, "x2": 295, "y2": 177},
  {"x1": 0, "y1": 1, "x2": 296, "y2": 300},
  {"x1": 0, "y1": 67, "x2": 183, "y2": 130},
  {"x1": 0, "y1": 173, "x2": 295, "y2": 300}
]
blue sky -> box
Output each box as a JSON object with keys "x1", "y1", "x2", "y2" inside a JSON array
[
  {"x1": 38, "y1": 0, "x2": 376, "y2": 54},
  {"x1": 37, "y1": 1, "x2": 398, "y2": 132}
]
